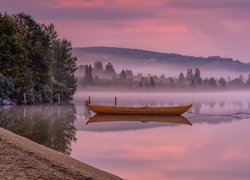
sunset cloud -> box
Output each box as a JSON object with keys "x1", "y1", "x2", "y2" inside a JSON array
[{"x1": 1, "y1": 0, "x2": 249, "y2": 61}]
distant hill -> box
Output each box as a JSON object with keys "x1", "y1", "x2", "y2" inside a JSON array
[{"x1": 73, "y1": 47, "x2": 250, "y2": 77}]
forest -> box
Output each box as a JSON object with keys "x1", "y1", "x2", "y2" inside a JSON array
[
  {"x1": 78, "y1": 61, "x2": 250, "y2": 90},
  {"x1": 0, "y1": 13, "x2": 77, "y2": 105}
]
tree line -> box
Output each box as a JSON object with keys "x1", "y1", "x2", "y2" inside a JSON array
[
  {"x1": 0, "y1": 12, "x2": 77, "y2": 104},
  {"x1": 80, "y1": 61, "x2": 250, "y2": 89}
]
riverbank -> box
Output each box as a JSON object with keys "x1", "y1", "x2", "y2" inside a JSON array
[{"x1": 0, "y1": 128, "x2": 121, "y2": 180}]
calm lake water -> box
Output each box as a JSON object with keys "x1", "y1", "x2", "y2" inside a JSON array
[{"x1": 1, "y1": 92, "x2": 250, "y2": 180}]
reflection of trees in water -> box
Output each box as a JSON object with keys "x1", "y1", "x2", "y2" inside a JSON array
[
  {"x1": 0, "y1": 104, "x2": 76, "y2": 155},
  {"x1": 232, "y1": 101, "x2": 243, "y2": 108},
  {"x1": 203, "y1": 101, "x2": 216, "y2": 109},
  {"x1": 193, "y1": 102, "x2": 201, "y2": 113},
  {"x1": 218, "y1": 101, "x2": 226, "y2": 108}
]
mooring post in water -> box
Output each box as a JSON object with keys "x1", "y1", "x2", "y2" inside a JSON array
[
  {"x1": 85, "y1": 100, "x2": 89, "y2": 107},
  {"x1": 58, "y1": 93, "x2": 60, "y2": 104},
  {"x1": 88, "y1": 96, "x2": 91, "y2": 104},
  {"x1": 23, "y1": 93, "x2": 27, "y2": 104},
  {"x1": 115, "y1": 96, "x2": 117, "y2": 107}
]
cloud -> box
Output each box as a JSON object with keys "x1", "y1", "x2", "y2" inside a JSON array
[
  {"x1": 1, "y1": 0, "x2": 250, "y2": 61},
  {"x1": 0, "y1": 1, "x2": 159, "y2": 20},
  {"x1": 166, "y1": 0, "x2": 250, "y2": 9}
]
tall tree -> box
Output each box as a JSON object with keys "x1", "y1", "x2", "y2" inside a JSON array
[
  {"x1": 246, "y1": 74, "x2": 250, "y2": 87},
  {"x1": 104, "y1": 62, "x2": 115, "y2": 76},
  {"x1": 160, "y1": 74, "x2": 165, "y2": 84},
  {"x1": 1, "y1": 12, "x2": 78, "y2": 103},
  {"x1": 94, "y1": 61, "x2": 104, "y2": 72},
  {"x1": 0, "y1": 13, "x2": 33, "y2": 94},
  {"x1": 177, "y1": 72, "x2": 185, "y2": 84},
  {"x1": 120, "y1": 69, "x2": 127, "y2": 80},
  {"x1": 169, "y1": 77, "x2": 174, "y2": 87},
  {"x1": 84, "y1": 65, "x2": 94, "y2": 84},
  {"x1": 125, "y1": 69, "x2": 133, "y2": 79},
  {"x1": 149, "y1": 76, "x2": 155, "y2": 87},
  {"x1": 13, "y1": 13, "x2": 52, "y2": 86},
  {"x1": 185, "y1": 69, "x2": 194, "y2": 84},
  {"x1": 229, "y1": 77, "x2": 244, "y2": 88},
  {"x1": 218, "y1": 77, "x2": 226, "y2": 87},
  {"x1": 52, "y1": 39, "x2": 77, "y2": 100},
  {"x1": 194, "y1": 68, "x2": 202, "y2": 85},
  {"x1": 208, "y1": 77, "x2": 217, "y2": 87}
]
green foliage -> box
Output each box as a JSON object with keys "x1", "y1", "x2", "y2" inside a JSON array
[
  {"x1": 52, "y1": 39, "x2": 77, "y2": 100},
  {"x1": 84, "y1": 65, "x2": 94, "y2": 84},
  {"x1": 246, "y1": 74, "x2": 250, "y2": 87},
  {"x1": 149, "y1": 76, "x2": 156, "y2": 87},
  {"x1": 94, "y1": 61, "x2": 104, "y2": 72},
  {"x1": 120, "y1": 69, "x2": 127, "y2": 80},
  {"x1": 229, "y1": 78, "x2": 244, "y2": 87},
  {"x1": 0, "y1": 12, "x2": 77, "y2": 103},
  {"x1": 169, "y1": 77, "x2": 174, "y2": 87},
  {"x1": 0, "y1": 13, "x2": 33, "y2": 93},
  {"x1": 13, "y1": 13, "x2": 52, "y2": 86},
  {"x1": 203, "y1": 77, "x2": 217, "y2": 88},
  {"x1": 125, "y1": 69, "x2": 133, "y2": 79},
  {"x1": 177, "y1": 72, "x2": 185, "y2": 84},
  {"x1": 185, "y1": 69, "x2": 194, "y2": 83},
  {"x1": 219, "y1": 77, "x2": 227, "y2": 87},
  {"x1": 0, "y1": 73, "x2": 16, "y2": 103},
  {"x1": 78, "y1": 61, "x2": 250, "y2": 90},
  {"x1": 104, "y1": 62, "x2": 115, "y2": 76},
  {"x1": 194, "y1": 68, "x2": 202, "y2": 85}
]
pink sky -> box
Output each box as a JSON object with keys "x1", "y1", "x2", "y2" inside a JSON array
[{"x1": 1, "y1": 0, "x2": 250, "y2": 61}]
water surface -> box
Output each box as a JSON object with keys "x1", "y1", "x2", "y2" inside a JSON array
[{"x1": 1, "y1": 92, "x2": 250, "y2": 180}]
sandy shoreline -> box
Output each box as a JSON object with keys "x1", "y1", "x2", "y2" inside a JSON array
[{"x1": 0, "y1": 128, "x2": 121, "y2": 180}]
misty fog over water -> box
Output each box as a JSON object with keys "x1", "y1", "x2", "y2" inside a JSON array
[
  {"x1": 1, "y1": 91, "x2": 250, "y2": 180},
  {"x1": 71, "y1": 91, "x2": 250, "y2": 180},
  {"x1": 74, "y1": 91, "x2": 250, "y2": 111}
]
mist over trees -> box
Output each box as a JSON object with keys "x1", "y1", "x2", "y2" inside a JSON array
[
  {"x1": 84, "y1": 65, "x2": 94, "y2": 84},
  {"x1": 0, "y1": 12, "x2": 77, "y2": 104},
  {"x1": 105, "y1": 62, "x2": 115, "y2": 76},
  {"x1": 73, "y1": 47, "x2": 250, "y2": 79},
  {"x1": 94, "y1": 61, "x2": 104, "y2": 72},
  {"x1": 77, "y1": 61, "x2": 250, "y2": 90}
]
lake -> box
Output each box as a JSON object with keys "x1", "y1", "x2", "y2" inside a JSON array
[{"x1": 1, "y1": 92, "x2": 250, "y2": 180}]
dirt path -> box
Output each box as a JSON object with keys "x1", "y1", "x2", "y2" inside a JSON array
[{"x1": 0, "y1": 128, "x2": 121, "y2": 180}]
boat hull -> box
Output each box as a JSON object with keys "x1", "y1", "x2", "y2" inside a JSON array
[{"x1": 87, "y1": 104, "x2": 192, "y2": 115}]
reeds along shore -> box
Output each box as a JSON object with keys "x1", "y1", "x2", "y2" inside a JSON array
[{"x1": 0, "y1": 128, "x2": 121, "y2": 180}]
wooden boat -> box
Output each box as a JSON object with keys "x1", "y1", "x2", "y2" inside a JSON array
[
  {"x1": 87, "y1": 104, "x2": 192, "y2": 115},
  {"x1": 86, "y1": 114, "x2": 192, "y2": 126}
]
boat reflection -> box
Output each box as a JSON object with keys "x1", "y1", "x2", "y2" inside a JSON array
[{"x1": 86, "y1": 114, "x2": 192, "y2": 126}]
